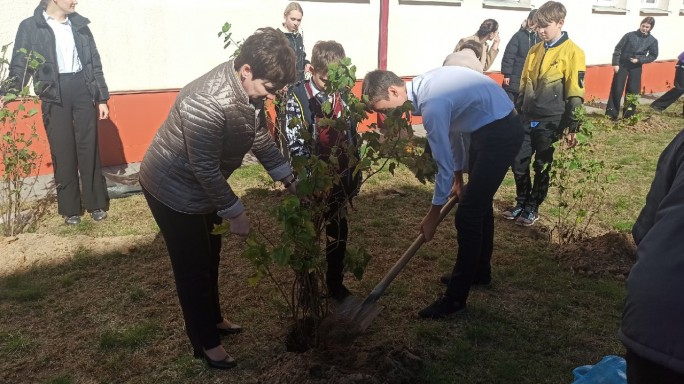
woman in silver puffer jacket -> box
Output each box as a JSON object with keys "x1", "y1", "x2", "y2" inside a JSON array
[{"x1": 139, "y1": 27, "x2": 297, "y2": 370}]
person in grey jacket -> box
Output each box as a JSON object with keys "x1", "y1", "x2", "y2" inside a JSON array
[
  {"x1": 139, "y1": 27, "x2": 296, "y2": 370},
  {"x1": 500, "y1": 9, "x2": 539, "y2": 102},
  {"x1": 605, "y1": 17, "x2": 658, "y2": 120},
  {"x1": 620, "y1": 128, "x2": 684, "y2": 383},
  {"x1": 1, "y1": 0, "x2": 110, "y2": 225}
]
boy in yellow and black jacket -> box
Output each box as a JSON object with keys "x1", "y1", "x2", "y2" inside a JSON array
[{"x1": 504, "y1": 0, "x2": 586, "y2": 226}]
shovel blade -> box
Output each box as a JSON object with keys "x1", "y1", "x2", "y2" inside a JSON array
[{"x1": 334, "y1": 295, "x2": 382, "y2": 332}]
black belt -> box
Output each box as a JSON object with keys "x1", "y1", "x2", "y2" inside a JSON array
[{"x1": 58, "y1": 71, "x2": 83, "y2": 79}]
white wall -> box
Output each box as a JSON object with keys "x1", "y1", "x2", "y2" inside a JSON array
[
  {"x1": 1, "y1": 0, "x2": 682, "y2": 91},
  {"x1": 0, "y1": 0, "x2": 380, "y2": 92},
  {"x1": 388, "y1": 0, "x2": 684, "y2": 75}
]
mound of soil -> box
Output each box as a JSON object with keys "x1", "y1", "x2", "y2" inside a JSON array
[
  {"x1": 259, "y1": 345, "x2": 423, "y2": 384},
  {"x1": 623, "y1": 114, "x2": 670, "y2": 134},
  {"x1": 554, "y1": 232, "x2": 636, "y2": 279}
]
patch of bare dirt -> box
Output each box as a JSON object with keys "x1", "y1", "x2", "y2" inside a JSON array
[
  {"x1": 623, "y1": 114, "x2": 671, "y2": 134},
  {"x1": 0, "y1": 233, "x2": 151, "y2": 276},
  {"x1": 259, "y1": 345, "x2": 423, "y2": 384},
  {"x1": 554, "y1": 232, "x2": 636, "y2": 279}
]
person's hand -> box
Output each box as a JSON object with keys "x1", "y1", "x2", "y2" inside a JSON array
[
  {"x1": 419, "y1": 206, "x2": 441, "y2": 242},
  {"x1": 503, "y1": 78, "x2": 511, "y2": 86},
  {"x1": 450, "y1": 171, "x2": 464, "y2": 201},
  {"x1": 281, "y1": 174, "x2": 297, "y2": 195},
  {"x1": 630, "y1": 58, "x2": 639, "y2": 64},
  {"x1": 286, "y1": 179, "x2": 297, "y2": 195},
  {"x1": 491, "y1": 31, "x2": 500, "y2": 49},
  {"x1": 613, "y1": 65, "x2": 619, "y2": 73},
  {"x1": 98, "y1": 103, "x2": 109, "y2": 120},
  {"x1": 229, "y1": 211, "x2": 250, "y2": 236},
  {"x1": 565, "y1": 132, "x2": 578, "y2": 148}
]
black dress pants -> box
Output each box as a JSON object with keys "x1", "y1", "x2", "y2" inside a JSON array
[
  {"x1": 41, "y1": 71, "x2": 108, "y2": 217},
  {"x1": 445, "y1": 112, "x2": 524, "y2": 302},
  {"x1": 142, "y1": 187, "x2": 224, "y2": 353},
  {"x1": 511, "y1": 119, "x2": 563, "y2": 212},
  {"x1": 324, "y1": 185, "x2": 349, "y2": 290},
  {"x1": 651, "y1": 63, "x2": 684, "y2": 112},
  {"x1": 606, "y1": 63, "x2": 643, "y2": 119}
]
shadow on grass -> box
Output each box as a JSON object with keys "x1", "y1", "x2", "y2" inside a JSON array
[{"x1": 0, "y1": 177, "x2": 628, "y2": 384}]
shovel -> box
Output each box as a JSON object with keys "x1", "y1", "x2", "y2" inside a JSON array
[{"x1": 336, "y1": 195, "x2": 459, "y2": 332}]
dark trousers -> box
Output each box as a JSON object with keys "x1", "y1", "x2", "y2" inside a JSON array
[
  {"x1": 606, "y1": 63, "x2": 643, "y2": 119},
  {"x1": 511, "y1": 119, "x2": 562, "y2": 212},
  {"x1": 651, "y1": 63, "x2": 684, "y2": 112},
  {"x1": 324, "y1": 187, "x2": 348, "y2": 289},
  {"x1": 626, "y1": 350, "x2": 684, "y2": 384},
  {"x1": 142, "y1": 187, "x2": 223, "y2": 353},
  {"x1": 41, "y1": 71, "x2": 108, "y2": 217},
  {"x1": 445, "y1": 112, "x2": 524, "y2": 302}
]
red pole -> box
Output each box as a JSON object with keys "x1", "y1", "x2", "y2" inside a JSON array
[{"x1": 379, "y1": 0, "x2": 389, "y2": 70}]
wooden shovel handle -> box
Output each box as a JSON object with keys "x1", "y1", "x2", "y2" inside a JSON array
[{"x1": 364, "y1": 195, "x2": 459, "y2": 303}]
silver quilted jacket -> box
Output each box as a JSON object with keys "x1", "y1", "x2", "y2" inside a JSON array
[{"x1": 139, "y1": 60, "x2": 291, "y2": 218}]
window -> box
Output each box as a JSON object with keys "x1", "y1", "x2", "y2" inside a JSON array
[
  {"x1": 482, "y1": 0, "x2": 532, "y2": 10},
  {"x1": 398, "y1": 0, "x2": 462, "y2": 5},
  {"x1": 593, "y1": 0, "x2": 628, "y2": 14},
  {"x1": 640, "y1": 0, "x2": 670, "y2": 14}
]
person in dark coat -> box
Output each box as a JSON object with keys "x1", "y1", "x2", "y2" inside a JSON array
[
  {"x1": 1, "y1": 0, "x2": 110, "y2": 225},
  {"x1": 650, "y1": 50, "x2": 684, "y2": 115},
  {"x1": 501, "y1": 9, "x2": 539, "y2": 102},
  {"x1": 279, "y1": 2, "x2": 311, "y2": 82},
  {"x1": 605, "y1": 17, "x2": 658, "y2": 120},
  {"x1": 620, "y1": 128, "x2": 684, "y2": 383}
]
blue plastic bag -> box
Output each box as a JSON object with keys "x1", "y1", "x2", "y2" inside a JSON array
[{"x1": 572, "y1": 355, "x2": 627, "y2": 384}]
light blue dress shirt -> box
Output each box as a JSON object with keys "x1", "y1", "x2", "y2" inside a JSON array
[{"x1": 406, "y1": 66, "x2": 514, "y2": 205}]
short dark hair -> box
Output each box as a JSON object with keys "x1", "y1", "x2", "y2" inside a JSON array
[
  {"x1": 458, "y1": 40, "x2": 483, "y2": 60},
  {"x1": 641, "y1": 16, "x2": 655, "y2": 29},
  {"x1": 361, "y1": 70, "x2": 404, "y2": 105},
  {"x1": 233, "y1": 27, "x2": 296, "y2": 90},
  {"x1": 476, "y1": 19, "x2": 498, "y2": 38},
  {"x1": 311, "y1": 40, "x2": 346, "y2": 76}
]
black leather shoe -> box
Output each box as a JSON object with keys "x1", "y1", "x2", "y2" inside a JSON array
[
  {"x1": 193, "y1": 350, "x2": 237, "y2": 370},
  {"x1": 64, "y1": 215, "x2": 81, "y2": 225},
  {"x1": 90, "y1": 209, "x2": 107, "y2": 221},
  {"x1": 418, "y1": 296, "x2": 466, "y2": 319},
  {"x1": 217, "y1": 323, "x2": 242, "y2": 336}
]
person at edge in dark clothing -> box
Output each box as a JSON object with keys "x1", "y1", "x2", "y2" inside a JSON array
[
  {"x1": 605, "y1": 17, "x2": 658, "y2": 121},
  {"x1": 620, "y1": 128, "x2": 684, "y2": 384},
  {"x1": 650, "y1": 50, "x2": 684, "y2": 115},
  {"x1": 501, "y1": 9, "x2": 539, "y2": 103}
]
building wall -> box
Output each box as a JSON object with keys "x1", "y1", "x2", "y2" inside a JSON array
[
  {"x1": 1, "y1": 0, "x2": 683, "y2": 175},
  {"x1": 2, "y1": 0, "x2": 682, "y2": 86}
]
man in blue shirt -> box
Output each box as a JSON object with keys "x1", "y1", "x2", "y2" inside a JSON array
[{"x1": 362, "y1": 66, "x2": 524, "y2": 318}]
